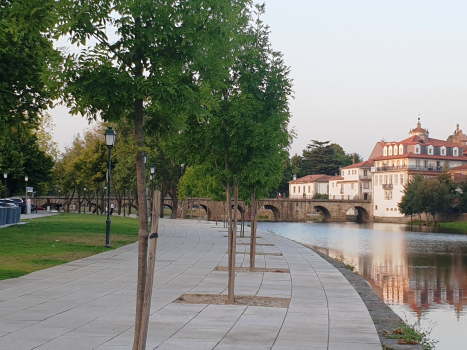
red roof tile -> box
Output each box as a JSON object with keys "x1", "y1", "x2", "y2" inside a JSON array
[
  {"x1": 341, "y1": 160, "x2": 374, "y2": 169},
  {"x1": 289, "y1": 174, "x2": 335, "y2": 184},
  {"x1": 371, "y1": 152, "x2": 467, "y2": 162},
  {"x1": 449, "y1": 164, "x2": 467, "y2": 172}
]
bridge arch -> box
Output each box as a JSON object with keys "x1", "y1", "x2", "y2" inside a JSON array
[
  {"x1": 354, "y1": 206, "x2": 370, "y2": 222},
  {"x1": 262, "y1": 204, "x2": 280, "y2": 221},
  {"x1": 314, "y1": 205, "x2": 332, "y2": 222}
]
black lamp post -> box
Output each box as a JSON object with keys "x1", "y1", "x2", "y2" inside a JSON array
[
  {"x1": 105, "y1": 126, "x2": 116, "y2": 247},
  {"x1": 83, "y1": 187, "x2": 86, "y2": 214},
  {"x1": 25, "y1": 175, "x2": 28, "y2": 214},
  {"x1": 150, "y1": 164, "x2": 155, "y2": 224},
  {"x1": 3, "y1": 172, "x2": 7, "y2": 199}
]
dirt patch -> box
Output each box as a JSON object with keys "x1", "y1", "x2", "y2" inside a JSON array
[
  {"x1": 234, "y1": 252, "x2": 282, "y2": 256},
  {"x1": 174, "y1": 293, "x2": 290, "y2": 308},
  {"x1": 214, "y1": 266, "x2": 290, "y2": 273},
  {"x1": 236, "y1": 243, "x2": 274, "y2": 246}
]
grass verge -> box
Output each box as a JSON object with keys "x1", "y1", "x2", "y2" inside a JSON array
[
  {"x1": 0, "y1": 213, "x2": 139, "y2": 281},
  {"x1": 383, "y1": 321, "x2": 438, "y2": 350}
]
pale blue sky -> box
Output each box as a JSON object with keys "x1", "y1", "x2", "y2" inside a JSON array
[{"x1": 51, "y1": 0, "x2": 467, "y2": 159}]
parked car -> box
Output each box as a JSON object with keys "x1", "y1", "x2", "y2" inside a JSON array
[
  {"x1": 0, "y1": 199, "x2": 18, "y2": 208},
  {"x1": 31, "y1": 204, "x2": 45, "y2": 211},
  {"x1": 10, "y1": 198, "x2": 26, "y2": 214}
]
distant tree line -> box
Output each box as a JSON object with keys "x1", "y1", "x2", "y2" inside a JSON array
[
  {"x1": 276, "y1": 140, "x2": 362, "y2": 196},
  {"x1": 398, "y1": 172, "x2": 467, "y2": 226}
]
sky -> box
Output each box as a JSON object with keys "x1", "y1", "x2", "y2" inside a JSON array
[{"x1": 49, "y1": 0, "x2": 467, "y2": 160}]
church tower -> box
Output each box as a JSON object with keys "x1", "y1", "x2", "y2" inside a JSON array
[{"x1": 408, "y1": 118, "x2": 429, "y2": 141}]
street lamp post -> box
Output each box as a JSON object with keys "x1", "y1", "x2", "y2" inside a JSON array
[
  {"x1": 104, "y1": 127, "x2": 116, "y2": 247},
  {"x1": 150, "y1": 163, "x2": 155, "y2": 225},
  {"x1": 3, "y1": 172, "x2": 7, "y2": 199},
  {"x1": 25, "y1": 175, "x2": 28, "y2": 214}
]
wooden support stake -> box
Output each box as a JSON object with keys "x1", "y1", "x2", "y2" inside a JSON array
[{"x1": 138, "y1": 190, "x2": 161, "y2": 350}]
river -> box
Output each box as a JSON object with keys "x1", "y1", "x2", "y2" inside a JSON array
[{"x1": 255, "y1": 221, "x2": 467, "y2": 350}]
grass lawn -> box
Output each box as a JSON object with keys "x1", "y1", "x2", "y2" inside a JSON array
[
  {"x1": 437, "y1": 221, "x2": 467, "y2": 232},
  {"x1": 0, "y1": 213, "x2": 139, "y2": 281}
]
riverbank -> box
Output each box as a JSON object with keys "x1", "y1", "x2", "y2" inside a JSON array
[{"x1": 406, "y1": 220, "x2": 467, "y2": 233}]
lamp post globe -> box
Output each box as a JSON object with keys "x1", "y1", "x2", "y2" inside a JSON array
[{"x1": 104, "y1": 126, "x2": 116, "y2": 247}]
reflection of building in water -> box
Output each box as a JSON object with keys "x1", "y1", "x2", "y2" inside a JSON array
[
  {"x1": 358, "y1": 252, "x2": 467, "y2": 319},
  {"x1": 313, "y1": 238, "x2": 467, "y2": 319}
]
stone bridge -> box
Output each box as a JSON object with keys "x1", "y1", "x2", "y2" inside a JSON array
[
  {"x1": 36, "y1": 197, "x2": 372, "y2": 222},
  {"x1": 168, "y1": 198, "x2": 372, "y2": 222}
]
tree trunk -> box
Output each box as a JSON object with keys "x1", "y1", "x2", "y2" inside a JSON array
[
  {"x1": 132, "y1": 39, "x2": 149, "y2": 350},
  {"x1": 425, "y1": 212, "x2": 430, "y2": 226},
  {"x1": 171, "y1": 185, "x2": 178, "y2": 219},
  {"x1": 160, "y1": 183, "x2": 164, "y2": 219},
  {"x1": 226, "y1": 182, "x2": 236, "y2": 304},
  {"x1": 250, "y1": 188, "x2": 256, "y2": 271}
]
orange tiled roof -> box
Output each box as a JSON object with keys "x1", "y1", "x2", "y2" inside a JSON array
[
  {"x1": 289, "y1": 174, "x2": 335, "y2": 184},
  {"x1": 341, "y1": 160, "x2": 374, "y2": 169},
  {"x1": 371, "y1": 152, "x2": 467, "y2": 162}
]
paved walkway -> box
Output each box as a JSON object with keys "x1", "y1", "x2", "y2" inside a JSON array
[{"x1": 0, "y1": 219, "x2": 381, "y2": 350}]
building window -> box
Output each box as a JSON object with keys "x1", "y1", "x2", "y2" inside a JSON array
[
  {"x1": 389, "y1": 175, "x2": 393, "y2": 184},
  {"x1": 416, "y1": 160, "x2": 420, "y2": 167},
  {"x1": 399, "y1": 144, "x2": 404, "y2": 154},
  {"x1": 386, "y1": 208, "x2": 389, "y2": 211},
  {"x1": 375, "y1": 176, "x2": 378, "y2": 186},
  {"x1": 348, "y1": 170, "x2": 350, "y2": 175},
  {"x1": 395, "y1": 175, "x2": 398, "y2": 185},
  {"x1": 428, "y1": 146, "x2": 433, "y2": 155},
  {"x1": 384, "y1": 190, "x2": 393, "y2": 200},
  {"x1": 351, "y1": 183, "x2": 354, "y2": 190},
  {"x1": 394, "y1": 145, "x2": 398, "y2": 155},
  {"x1": 424, "y1": 160, "x2": 428, "y2": 168},
  {"x1": 293, "y1": 186, "x2": 296, "y2": 193},
  {"x1": 415, "y1": 145, "x2": 420, "y2": 154},
  {"x1": 384, "y1": 146, "x2": 388, "y2": 156},
  {"x1": 332, "y1": 183, "x2": 334, "y2": 187},
  {"x1": 342, "y1": 171, "x2": 344, "y2": 176},
  {"x1": 384, "y1": 175, "x2": 388, "y2": 184},
  {"x1": 400, "y1": 174, "x2": 404, "y2": 184},
  {"x1": 375, "y1": 205, "x2": 378, "y2": 210},
  {"x1": 298, "y1": 186, "x2": 300, "y2": 193},
  {"x1": 363, "y1": 182, "x2": 369, "y2": 189},
  {"x1": 388, "y1": 147, "x2": 393, "y2": 156},
  {"x1": 364, "y1": 170, "x2": 368, "y2": 176},
  {"x1": 441, "y1": 146, "x2": 446, "y2": 155},
  {"x1": 454, "y1": 149, "x2": 458, "y2": 156},
  {"x1": 380, "y1": 175, "x2": 383, "y2": 184},
  {"x1": 308, "y1": 186, "x2": 310, "y2": 193}
]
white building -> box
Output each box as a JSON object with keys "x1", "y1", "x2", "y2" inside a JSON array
[
  {"x1": 370, "y1": 119, "x2": 467, "y2": 218},
  {"x1": 289, "y1": 174, "x2": 336, "y2": 199},
  {"x1": 329, "y1": 161, "x2": 374, "y2": 200}
]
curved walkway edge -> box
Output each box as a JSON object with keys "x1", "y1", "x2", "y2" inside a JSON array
[{"x1": 0, "y1": 219, "x2": 382, "y2": 350}]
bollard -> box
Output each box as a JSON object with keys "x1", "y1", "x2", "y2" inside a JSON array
[
  {"x1": 5, "y1": 207, "x2": 13, "y2": 224},
  {"x1": 16, "y1": 207, "x2": 21, "y2": 223}
]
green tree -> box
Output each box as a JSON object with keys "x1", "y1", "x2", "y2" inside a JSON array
[
  {"x1": 0, "y1": 0, "x2": 58, "y2": 194},
  {"x1": 398, "y1": 175, "x2": 423, "y2": 222},
  {"x1": 181, "y1": 3, "x2": 292, "y2": 299},
  {"x1": 48, "y1": 1, "x2": 251, "y2": 346}
]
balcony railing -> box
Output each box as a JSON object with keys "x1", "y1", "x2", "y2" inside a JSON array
[
  {"x1": 382, "y1": 184, "x2": 393, "y2": 189},
  {"x1": 359, "y1": 175, "x2": 371, "y2": 180},
  {"x1": 374, "y1": 165, "x2": 444, "y2": 172}
]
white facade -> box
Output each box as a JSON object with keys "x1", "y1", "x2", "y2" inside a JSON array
[
  {"x1": 289, "y1": 175, "x2": 331, "y2": 199},
  {"x1": 329, "y1": 162, "x2": 373, "y2": 200},
  {"x1": 370, "y1": 120, "x2": 467, "y2": 218}
]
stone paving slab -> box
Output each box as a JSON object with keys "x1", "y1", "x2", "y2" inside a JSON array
[{"x1": 0, "y1": 219, "x2": 381, "y2": 349}]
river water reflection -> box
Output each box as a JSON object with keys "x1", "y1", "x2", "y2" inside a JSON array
[{"x1": 256, "y1": 221, "x2": 467, "y2": 350}]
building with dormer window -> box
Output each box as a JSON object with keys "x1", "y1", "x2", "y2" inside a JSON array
[{"x1": 369, "y1": 119, "x2": 467, "y2": 218}]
